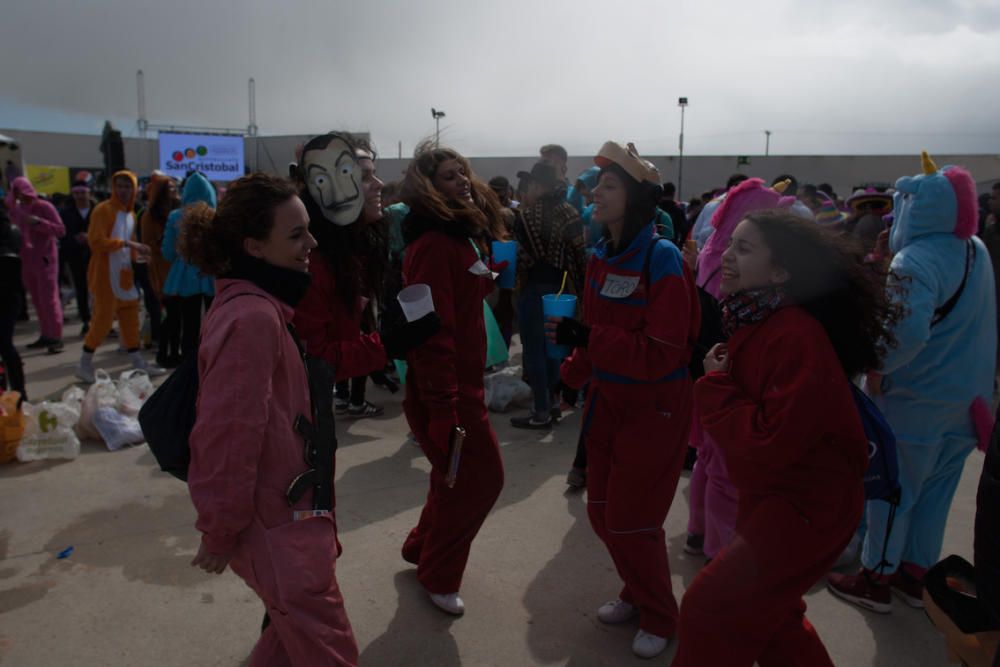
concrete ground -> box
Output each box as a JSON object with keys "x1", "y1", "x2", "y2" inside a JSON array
[{"x1": 0, "y1": 308, "x2": 981, "y2": 666}]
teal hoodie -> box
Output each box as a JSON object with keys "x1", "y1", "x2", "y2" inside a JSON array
[{"x1": 162, "y1": 173, "x2": 217, "y2": 297}]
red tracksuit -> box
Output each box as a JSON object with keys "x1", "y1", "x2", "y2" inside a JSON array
[
  {"x1": 561, "y1": 224, "x2": 700, "y2": 638},
  {"x1": 401, "y1": 224, "x2": 505, "y2": 595},
  {"x1": 672, "y1": 307, "x2": 867, "y2": 667},
  {"x1": 189, "y1": 279, "x2": 357, "y2": 666},
  {"x1": 293, "y1": 255, "x2": 387, "y2": 382}
]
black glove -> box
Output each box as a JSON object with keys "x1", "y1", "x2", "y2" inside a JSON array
[
  {"x1": 381, "y1": 312, "x2": 442, "y2": 360},
  {"x1": 555, "y1": 317, "x2": 590, "y2": 349}
]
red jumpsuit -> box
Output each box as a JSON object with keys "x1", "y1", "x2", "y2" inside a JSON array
[
  {"x1": 293, "y1": 254, "x2": 387, "y2": 382},
  {"x1": 189, "y1": 279, "x2": 357, "y2": 667},
  {"x1": 672, "y1": 307, "x2": 867, "y2": 667},
  {"x1": 401, "y1": 225, "x2": 505, "y2": 595},
  {"x1": 561, "y1": 224, "x2": 700, "y2": 638}
]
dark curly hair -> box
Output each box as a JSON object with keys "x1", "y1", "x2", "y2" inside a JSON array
[
  {"x1": 179, "y1": 172, "x2": 297, "y2": 276},
  {"x1": 744, "y1": 209, "x2": 901, "y2": 377}
]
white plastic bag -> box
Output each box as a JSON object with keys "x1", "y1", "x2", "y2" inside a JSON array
[
  {"x1": 484, "y1": 365, "x2": 533, "y2": 413},
  {"x1": 18, "y1": 401, "x2": 82, "y2": 461},
  {"x1": 77, "y1": 370, "x2": 118, "y2": 441},
  {"x1": 61, "y1": 386, "x2": 86, "y2": 415},
  {"x1": 116, "y1": 370, "x2": 154, "y2": 417},
  {"x1": 92, "y1": 406, "x2": 145, "y2": 451}
]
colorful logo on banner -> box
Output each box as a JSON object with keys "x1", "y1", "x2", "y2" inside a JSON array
[
  {"x1": 170, "y1": 145, "x2": 208, "y2": 162},
  {"x1": 158, "y1": 133, "x2": 244, "y2": 182}
]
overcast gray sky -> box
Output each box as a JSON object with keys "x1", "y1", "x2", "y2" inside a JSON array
[{"x1": 2, "y1": 0, "x2": 998, "y2": 156}]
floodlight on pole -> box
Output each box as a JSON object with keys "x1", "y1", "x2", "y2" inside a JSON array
[
  {"x1": 765, "y1": 130, "x2": 772, "y2": 157},
  {"x1": 677, "y1": 97, "x2": 688, "y2": 200},
  {"x1": 431, "y1": 108, "x2": 446, "y2": 147}
]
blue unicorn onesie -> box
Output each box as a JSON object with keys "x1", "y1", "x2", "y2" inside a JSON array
[{"x1": 862, "y1": 152, "x2": 997, "y2": 576}]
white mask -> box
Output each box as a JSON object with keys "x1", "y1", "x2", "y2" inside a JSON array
[{"x1": 302, "y1": 136, "x2": 363, "y2": 226}]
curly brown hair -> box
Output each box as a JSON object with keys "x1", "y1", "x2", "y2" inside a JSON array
[
  {"x1": 400, "y1": 142, "x2": 508, "y2": 250},
  {"x1": 179, "y1": 172, "x2": 298, "y2": 276},
  {"x1": 744, "y1": 209, "x2": 902, "y2": 377}
]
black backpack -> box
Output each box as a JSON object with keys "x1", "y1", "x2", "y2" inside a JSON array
[
  {"x1": 689, "y1": 268, "x2": 726, "y2": 379},
  {"x1": 139, "y1": 293, "x2": 294, "y2": 481}
]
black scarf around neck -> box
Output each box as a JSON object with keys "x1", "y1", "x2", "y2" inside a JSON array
[{"x1": 226, "y1": 254, "x2": 312, "y2": 308}]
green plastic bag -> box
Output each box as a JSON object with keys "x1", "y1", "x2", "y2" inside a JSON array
[{"x1": 394, "y1": 300, "x2": 508, "y2": 384}]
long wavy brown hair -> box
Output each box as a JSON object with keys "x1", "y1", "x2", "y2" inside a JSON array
[{"x1": 400, "y1": 142, "x2": 508, "y2": 252}]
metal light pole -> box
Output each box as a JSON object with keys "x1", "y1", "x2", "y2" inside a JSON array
[
  {"x1": 677, "y1": 97, "x2": 688, "y2": 200},
  {"x1": 765, "y1": 130, "x2": 771, "y2": 157},
  {"x1": 431, "y1": 108, "x2": 446, "y2": 147},
  {"x1": 248, "y1": 78, "x2": 259, "y2": 171}
]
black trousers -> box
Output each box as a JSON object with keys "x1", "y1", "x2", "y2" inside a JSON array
[
  {"x1": 65, "y1": 254, "x2": 91, "y2": 323},
  {"x1": 159, "y1": 297, "x2": 182, "y2": 360},
  {"x1": 0, "y1": 297, "x2": 27, "y2": 399},
  {"x1": 336, "y1": 376, "x2": 367, "y2": 405},
  {"x1": 180, "y1": 294, "x2": 212, "y2": 358},
  {"x1": 134, "y1": 264, "x2": 161, "y2": 343}
]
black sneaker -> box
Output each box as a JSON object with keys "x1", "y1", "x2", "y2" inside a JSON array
[
  {"x1": 46, "y1": 340, "x2": 65, "y2": 354},
  {"x1": 684, "y1": 533, "x2": 705, "y2": 556},
  {"x1": 26, "y1": 337, "x2": 51, "y2": 349},
  {"x1": 510, "y1": 414, "x2": 553, "y2": 430}
]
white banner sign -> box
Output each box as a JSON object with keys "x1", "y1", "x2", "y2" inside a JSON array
[{"x1": 158, "y1": 132, "x2": 245, "y2": 181}]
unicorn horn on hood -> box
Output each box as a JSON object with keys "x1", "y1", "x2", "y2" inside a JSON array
[
  {"x1": 921, "y1": 151, "x2": 938, "y2": 175},
  {"x1": 772, "y1": 179, "x2": 792, "y2": 194}
]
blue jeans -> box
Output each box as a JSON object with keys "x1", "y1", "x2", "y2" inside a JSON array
[{"x1": 518, "y1": 283, "x2": 562, "y2": 419}]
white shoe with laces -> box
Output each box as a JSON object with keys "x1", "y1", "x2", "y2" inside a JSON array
[
  {"x1": 597, "y1": 599, "x2": 638, "y2": 624},
  {"x1": 428, "y1": 591, "x2": 465, "y2": 616},
  {"x1": 632, "y1": 629, "x2": 669, "y2": 659}
]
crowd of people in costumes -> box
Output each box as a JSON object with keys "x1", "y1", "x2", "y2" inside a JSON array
[{"x1": 2, "y1": 134, "x2": 1000, "y2": 666}]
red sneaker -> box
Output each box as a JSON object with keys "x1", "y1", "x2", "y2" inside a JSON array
[
  {"x1": 827, "y1": 569, "x2": 892, "y2": 614},
  {"x1": 889, "y1": 569, "x2": 925, "y2": 609}
]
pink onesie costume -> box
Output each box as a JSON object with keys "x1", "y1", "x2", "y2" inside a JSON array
[{"x1": 5, "y1": 177, "x2": 65, "y2": 340}]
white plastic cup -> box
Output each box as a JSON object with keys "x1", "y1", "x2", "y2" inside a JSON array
[{"x1": 397, "y1": 284, "x2": 435, "y2": 322}]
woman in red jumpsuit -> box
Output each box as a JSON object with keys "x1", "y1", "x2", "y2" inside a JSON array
[
  {"x1": 397, "y1": 144, "x2": 507, "y2": 616},
  {"x1": 671, "y1": 210, "x2": 898, "y2": 666},
  {"x1": 551, "y1": 141, "x2": 701, "y2": 659},
  {"x1": 183, "y1": 174, "x2": 358, "y2": 666}
]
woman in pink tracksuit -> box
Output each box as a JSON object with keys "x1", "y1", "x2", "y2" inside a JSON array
[
  {"x1": 181, "y1": 173, "x2": 358, "y2": 666},
  {"x1": 4, "y1": 176, "x2": 65, "y2": 352}
]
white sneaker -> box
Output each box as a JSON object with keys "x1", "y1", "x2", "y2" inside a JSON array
[
  {"x1": 76, "y1": 353, "x2": 96, "y2": 384},
  {"x1": 632, "y1": 629, "x2": 669, "y2": 659},
  {"x1": 597, "y1": 599, "x2": 638, "y2": 624},
  {"x1": 428, "y1": 591, "x2": 465, "y2": 616}
]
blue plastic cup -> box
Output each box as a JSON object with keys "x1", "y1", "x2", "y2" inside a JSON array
[
  {"x1": 491, "y1": 240, "x2": 517, "y2": 289},
  {"x1": 542, "y1": 294, "x2": 577, "y2": 359}
]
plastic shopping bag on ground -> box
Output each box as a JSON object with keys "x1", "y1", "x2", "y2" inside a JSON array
[
  {"x1": 19, "y1": 400, "x2": 82, "y2": 461},
  {"x1": 76, "y1": 370, "x2": 118, "y2": 441},
  {"x1": 116, "y1": 370, "x2": 154, "y2": 417},
  {"x1": 484, "y1": 365, "x2": 533, "y2": 413},
  {"x1": 92, "y1": 406, "x2": 146, "y2": 452}
]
